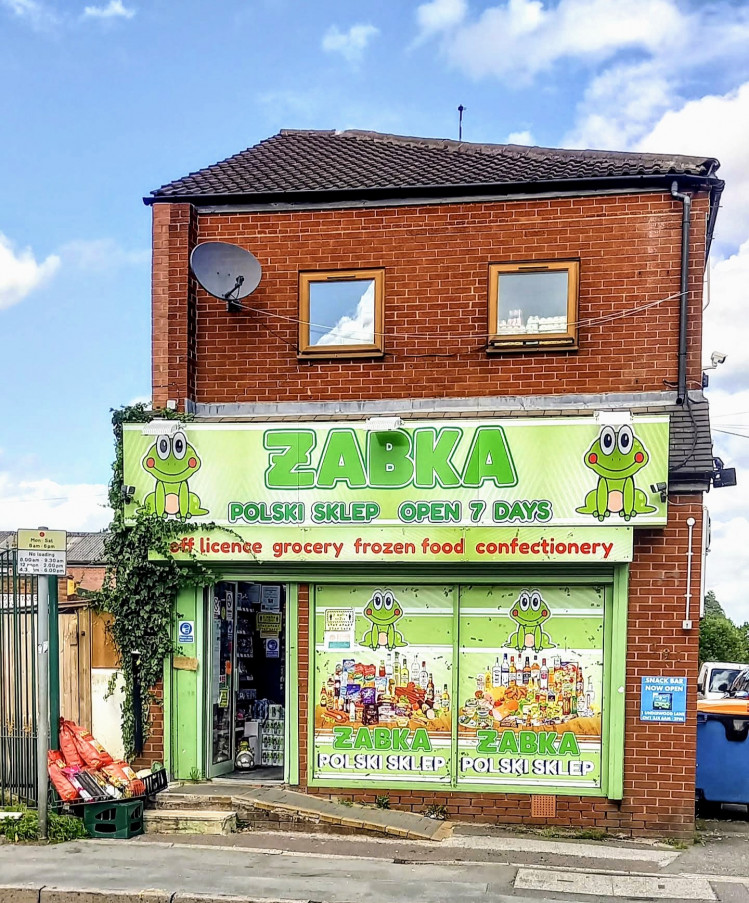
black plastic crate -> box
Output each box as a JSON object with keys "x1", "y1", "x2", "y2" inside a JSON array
[{"x1": 142, "y1": 769, "x2": 168, "y2": 795}]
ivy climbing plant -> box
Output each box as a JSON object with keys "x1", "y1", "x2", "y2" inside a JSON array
[{"x1": 100, "y1": 404, "x2": 215, "y2": 759}]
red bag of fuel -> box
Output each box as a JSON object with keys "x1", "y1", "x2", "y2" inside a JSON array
[
  {"x1": 101, "y1": 760, "x2": 137, "y2": 790},
  {"x1": 61, "y1": 719, "x2": 113, "y2": 769},
  {"x1": 59, "y1": 720, "x2": 84, "y2": 768},
  {"x1": 48, "y1": 751, "x2": 80, "y2": 802}
]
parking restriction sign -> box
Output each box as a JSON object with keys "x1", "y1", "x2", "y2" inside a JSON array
[{"x1": 17, "y1": 529, "x2": 67, "y2": 576}]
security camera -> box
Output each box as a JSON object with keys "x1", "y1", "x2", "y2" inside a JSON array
[
  {"x1": 710, "y1": 351, "x2": 727, "y2": 367},
  {"x1": 650, "y1": 482, "x2": 668, "y2": 502}
]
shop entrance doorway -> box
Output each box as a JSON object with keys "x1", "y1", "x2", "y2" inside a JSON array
[{"x1": 206, "y1": 581, "x2": 286, "y2": 781}]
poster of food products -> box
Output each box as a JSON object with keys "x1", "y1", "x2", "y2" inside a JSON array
[
  {"x1": 457, "y1": 585, "x2": 603, "y2": 789},
  {"x1": 312, "y1": 584, "x2": 455, "y2": 783},
  {"x1": 311, "y1": 583, "x2": 605, "y2": 790}
]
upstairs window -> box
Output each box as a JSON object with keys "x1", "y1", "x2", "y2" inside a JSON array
[
  {"x1": 299, "y1": 269, "x2": 384, "y2": 357},
  {"x1": 488, "y1": 260, "x2": 579, "y2": 350}
]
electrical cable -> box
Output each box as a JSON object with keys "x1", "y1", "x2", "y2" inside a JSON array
[
  {"x1": 670, "y1": 390, "x2": 700, "y2": 472},
  {"x1": 242, "y1": 290, "x2": 682, "y2": 345},
  {"x1": 714, "y1": 428, "x2": 749, "y2": 440}
]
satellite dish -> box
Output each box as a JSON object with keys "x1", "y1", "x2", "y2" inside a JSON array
[{"x1": 190, "y1": 242, "x2": 262, "y2": 311}]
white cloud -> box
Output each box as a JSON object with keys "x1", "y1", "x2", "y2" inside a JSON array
[
  {"x1": 82, "y1": 0, "x2": 134, "y2": 19},
  {"x1": 563, "y1": 60, "x2": 674, "y2": 150},
  {"x1": 415, "y1": 0, "x2": 467, "y2": 38},
  {"x1": 425, "y1": 0, "x2": 685, "y2": 82},
  {"x1": 699, "y1": 243, "x2": 749, "y2": 623},
  {"x1": 0, "y1": 0, "x2": 59, "y2": 29},
  {"x1": 703, "y1": 240, "x2": 749, "y2": 386},
  {"x1": 322, "y1": 23, "x2": 380, "y2": 64},
  {"x1": 506, "y1": 129, "x2": 535, "y2": 145},
  {"x1": 60, "y1": 238, "x2": 149, "y2": 271},
  {"x1": 636, "y1": 83, "x2": 749, "y2": 253},
  {"x1": 0, "y1": 473, "x2": 111, "y2": 532},
  {"x1": 315, "y1": 282, "x2": 375, "y2": 346},
  {"x1": 0, "y1": 233, "x2": 60, "y2": 311}
]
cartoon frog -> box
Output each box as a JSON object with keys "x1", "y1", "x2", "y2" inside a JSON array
[
  {"x1": 506, "y1": 589, "x2": 554, "y2": 653},
  {"x1": 576, "y1": 424, "x2": 656, "y2": 522},
  {"x1": 139, "y1": 431, "x2": 208, "y2": 520},
  {"x1": 361, "y1": 589, "x2": 407, "y2": 651}
]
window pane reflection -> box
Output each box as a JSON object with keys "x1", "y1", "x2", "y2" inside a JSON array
[{"x1": 309, "y1": 279, "x2": 376, "y2": 346}]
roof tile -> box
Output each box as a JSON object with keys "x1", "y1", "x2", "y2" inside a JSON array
[{"x1": 151, "y1": 130, "x2": 720, "y2": 200}]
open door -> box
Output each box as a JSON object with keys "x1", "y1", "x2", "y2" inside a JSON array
[{"x1": 207, "y1": 582, "x2": 235, "y2": 777}]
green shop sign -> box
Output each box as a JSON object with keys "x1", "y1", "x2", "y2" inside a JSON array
[
  {"x1": 123, "y1": 416, "x2": 668, "y2": 528},
  {"x1": 310, "y1": 583, "x2": 608, "y2": 793}
]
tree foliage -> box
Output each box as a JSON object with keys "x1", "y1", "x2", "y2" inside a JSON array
[
  {"x1": 699, "y1": 591, "x2": 749, "y2": 666},
  {"x1": 704, "y1": 590, "x2": 725, "y2": 619}
]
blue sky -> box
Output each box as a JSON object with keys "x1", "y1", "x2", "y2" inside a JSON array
[{"x1": 2, "y1": 0, "x2": 749, "y2": 617}]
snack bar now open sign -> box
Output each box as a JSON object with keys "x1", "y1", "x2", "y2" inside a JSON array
[{"x1": 17, "y1": 529, "x2": 67, "y2": 576}]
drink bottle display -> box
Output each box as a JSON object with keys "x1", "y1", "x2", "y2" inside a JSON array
[
  {"x1": 539, "y1": 658, "x2": 548, "y2": 690},
  {"x1": 411, "y1": 655, "x2": 420, "y2": 684},
  {"x1": 441, "y1": 684, "x2": 450, "y2": 711},
  {"x1": 531, "y1": 655, "x2": 540, "y2": 686},
  {"x1": 509, "y1": 656, "x2": 517, "y2": 685},
  {"x1": 420, "y1": 661, "x2": 429, "y2": 690},
  {"x1": 484, "y1": 665, "x2": 492, "y2": 691},
  {"x1": 426, "y1": 674, "x2": 435, "y2": 705},
  {"x1": 523, "y1": 657, "x2": 531, "y2": 685},
  {"x1": 492, "y1": 657, "x2": 502, "y2": 688},
  {"x1": 501, "y1": 654, "x2": 509, "y2": 687}
]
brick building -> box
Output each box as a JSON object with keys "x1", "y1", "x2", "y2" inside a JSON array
[{"x1": 124, "y1": 130, "x2": 724, "y2": 837}]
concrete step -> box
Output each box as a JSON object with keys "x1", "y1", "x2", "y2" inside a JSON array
[
  {"x1": 152, "y1": 791, "x2": 235, "y2": 811},
  {"x1": 143, "y1": 808, "x2": 237, "y2": 835}
]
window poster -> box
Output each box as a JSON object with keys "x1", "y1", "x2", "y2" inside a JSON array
[
  {"x1": 312, "y1": 584, "x2": 454, "y2": 783},
  {"x1": 310, "y1": 583, "x2": 607, "y2": 791},
  {"x1": 457, "y1": 585, "x2": 604, "y2": 790}
]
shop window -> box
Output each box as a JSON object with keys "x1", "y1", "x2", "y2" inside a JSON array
[
  {"x1": 488, "y1": 260, "x2": 579, "y2": 350},
  {"x1": 309, "y1": 582, "x2": 609, "y2": 795},
  {"x1": 299, "y1": 269, "x2": 384, "y2": 358}
]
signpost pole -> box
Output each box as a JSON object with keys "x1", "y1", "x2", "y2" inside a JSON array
[
  {"x1": 18, "y1": 528, "x2": 66, "y2": 841},
  {"x1": 36, "y1": 574, "x2": 50, "y2": 840}
]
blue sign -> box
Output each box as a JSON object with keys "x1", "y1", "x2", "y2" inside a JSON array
[
  {"x1": 178, "y1": 620, "x2": 195, "y2": 645},
  {"x1": 640, "y1": 676, "x2": 687, "y2": 723}
]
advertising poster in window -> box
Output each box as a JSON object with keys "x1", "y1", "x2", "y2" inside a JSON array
[
  {"x1": 457, "y1": 585, "x2": 604, "y2": 790},
  {"x1": 312, "y1": 584, "x2": 454, "y2": 784}
]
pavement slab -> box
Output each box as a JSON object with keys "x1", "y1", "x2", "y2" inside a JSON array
[{"x1": 515, "y1": 867, "x2": 718, "y2": 900}]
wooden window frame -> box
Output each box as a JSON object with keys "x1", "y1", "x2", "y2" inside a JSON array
[
  {"x1": 488, "y1": 259, "x2": 579, "y2": 352},
  {"x1": 298, "y1": 269, "x2": 385, "y2": 359}
]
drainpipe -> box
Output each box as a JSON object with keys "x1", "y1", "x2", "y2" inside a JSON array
[{"x1": 671, "y1": 181, "x2": 692, "y2": 405}]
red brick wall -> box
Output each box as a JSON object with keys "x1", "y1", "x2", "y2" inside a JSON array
[
  {"x1": 132, "y1": 681, "x2": 164, "y2": 772},
  {"x1": 152, "y1": 192, "x2": 708, "y2": 410},
  {"x1": 150, "y1": 189, "x2": 708, "y2": 837},
  {"x1": 296, "y1": 500, "x2": 703, "y2": 838}
]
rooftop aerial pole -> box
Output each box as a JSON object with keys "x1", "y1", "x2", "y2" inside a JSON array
[{"x1": 458, "y1": 105, "x2": 466, "y2": 141}]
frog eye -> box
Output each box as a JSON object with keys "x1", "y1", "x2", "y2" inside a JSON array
[
  {"x1": 617, "y1": 425, "x2": 633, "y2": 455},
  {"x1": 530, "y1": 592, "x2": 542, "y2": 611},
  {"x1": 156, "y1": 436, "x2": 170, "y2": 460},
  {"x1": 383, "y1": 591, "x2": 394, "y2": 611},
  {"x1": 172, "y1": 431, "x2": 187, "y2": 460},
  {"x1": 372, "y1": 592, "x2": 383, "y2": 610},
  {"x1": 518, "y1": 592, "x2": 530, "y2": 611},
  {"x1": 600, "y1": 426, "x2": 616, "y2": 456}
]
